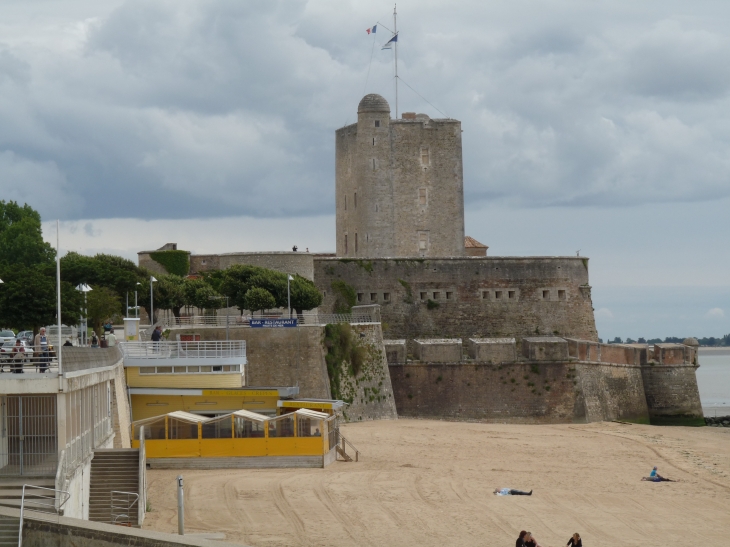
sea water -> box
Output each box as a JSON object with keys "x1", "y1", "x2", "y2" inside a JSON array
[{"x1": 697, "y1": 348, "x2": 730, "y2": 417}]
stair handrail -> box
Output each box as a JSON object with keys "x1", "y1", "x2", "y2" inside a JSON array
[
  {"x1": 18, "y1": 485, "x2": 70, "y2": 547},
  {"x1": 110, "y1": 490, "x2": 139, "y2": 527},
  {"x1": 138, "y1": 426, "x2": 147, "y2": 526},
  {"x1": 54, "y1": 449, "x2": 69, "y2": 514},
  {"x1": 336, "y1": 428, "x2": 361, "y2": 462}
]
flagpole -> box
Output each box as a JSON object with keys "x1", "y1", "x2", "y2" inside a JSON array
[{"x1": 393, "y1": 4, "x2": 398, "y2": 119}]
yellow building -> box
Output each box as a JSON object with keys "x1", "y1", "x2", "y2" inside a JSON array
[
  {"x1": 131, "y1": 409, "x2": 338, "y2": 468},
  {"x1": 121, "y1": 340, "x2": 298, "y2": 420}
]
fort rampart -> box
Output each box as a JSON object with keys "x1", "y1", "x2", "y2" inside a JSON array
[{"x1": 313, "y1": 256, "x2": 598, "y2": 345}]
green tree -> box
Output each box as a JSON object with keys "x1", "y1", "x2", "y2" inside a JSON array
[
  {"x1": 0, "y1": 201, "x2": 55, "y2": 268},
  {"x1": 61, "y1": 252, "x2": 144, "y2": 301},
  {"x1": 289, "y1": 275, "x2": 323, "y2": 315},
  {"x1": 154, "y1": 275, "x2": 187, "y2": 318},
  {"x1": 86, "y1": 286, "x2": 122, "y2": 335},
  {"x1": 184, "y1": 278, "x2": 223, "y2": 314},
  {"x1": 0, "y1": 264, "x2": 82, "y2": 332},
  {"x1": 244, "y1": 287, "x2": 276, "y2": 314}
]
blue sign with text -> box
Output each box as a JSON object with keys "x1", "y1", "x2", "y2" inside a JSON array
[{"x1": 250, "y1": 318, "x2": 298, "y2": 328}]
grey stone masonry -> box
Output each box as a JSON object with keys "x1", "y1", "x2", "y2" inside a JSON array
[
  {"x1": 413, "y1": 339, "x2": 462, "y2": 363},
  {"x1": 336, "y1": 94, "x2": 465, "y2": 258},
  {"x1": 468, "y1": 338, "x2": 517, "y2": 363},
  {"x1": 522, "y1": 337, "x2": 570, "y2": 361},
  {"x1": 384, "y1": 340, "x2": 407, "y2": 364}
]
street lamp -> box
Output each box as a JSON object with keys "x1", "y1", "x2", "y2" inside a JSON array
[
  {"x1": 75, "y1": 283, "x2": 92, "y2": 346},
  {"x1": 150, "y1": 276, "x2": 157, "y2": 326},
  {"x1": 135, "y1": 282, "x2": 141, "y2": 319},
  {"x1": 209, "y1": 295, "x2": 230, "y2": 341},
  {"x1": 287, "y1": 275, "x2": 294, "y2": 319}
]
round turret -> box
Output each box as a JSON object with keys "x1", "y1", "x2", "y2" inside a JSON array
[
  {"x1": 358, "y1": 94, "x2": 390, "y2": 113},
  {"x1": 683, "y1": 337, "x2": 699, "y2": 347}
]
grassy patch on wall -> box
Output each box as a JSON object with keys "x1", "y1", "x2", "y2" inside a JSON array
[
  {"x1": 398, "y1": 279, "x2": 413, "y2": 303},
  {"x1": 331, "y1": 280, "x2": 356, "y2": 313},
  {"x1": 149, "y1": 250, "x2": 190, "y2": 276},
  {"x1": 324, "y1": 324, "x2": 366, "y2": 402}
]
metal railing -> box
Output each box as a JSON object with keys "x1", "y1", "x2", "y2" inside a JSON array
[
  {"x1": 119, "y1": 340, "x2": 246, "y2": 360},
  {"x1": 334, "y1": 428, "x2": 360, "y2": 462},
  {"x1": 155, "y1": 312, "x2": 379, "y2": 329},
  {"x1": 138, "y1": 427, "x2": 147, "y2": 526},
  {"x1": 0, "y1": 350, "x2": 58, "y2": 374},
  {"x1": 18, "y1": 485, "x2": 70, "y2": 546},
  {"x1": 0, "y1": 396, "x2": 58, "y2": 477},
  {"x1": 110, "y1": 491, "x2": 139, "y2": 527}
]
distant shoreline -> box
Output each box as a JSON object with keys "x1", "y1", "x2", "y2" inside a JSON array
[{"x1": 699, "y1": 347, "x2": 730, "y2": 355}]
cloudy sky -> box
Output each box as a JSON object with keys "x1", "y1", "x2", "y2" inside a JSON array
[{"x1": 1, "y1": 0, "x2": 728, "y2": 339}]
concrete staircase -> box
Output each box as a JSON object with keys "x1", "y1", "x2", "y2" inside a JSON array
[
  {"x1": 89, "y1": 449, "x2": 140, "y2": 526},
  {"x1": 0, "y1": 514, "x2": 19, "y2": 547},
  {"x1": 0, "y1": 477, "x2": 57, "y2": 514}
]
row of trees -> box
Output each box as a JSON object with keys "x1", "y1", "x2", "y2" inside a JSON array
[
  {"x1": 604, "y1": 335, "x2": 730, "y2": 346},
  {"x1": 0, "y1": 200, "x2": 323, "y2": 334}
]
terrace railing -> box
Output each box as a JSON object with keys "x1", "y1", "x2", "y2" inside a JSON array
[
  {"x1": 156, "y1": 312, "x2": 378, "y2": 329},
  {"x1": 119, "y1": 341, "x2": 246, "y2": 360}
]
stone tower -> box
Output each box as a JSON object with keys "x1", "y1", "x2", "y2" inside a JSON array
[{"x1": 335, "y1": 94, "x2": 465, "y2": 258}]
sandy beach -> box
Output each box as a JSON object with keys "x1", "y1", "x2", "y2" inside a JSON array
[{"x1": 143, "y1": 420, "x2": 730, "y2": 547}]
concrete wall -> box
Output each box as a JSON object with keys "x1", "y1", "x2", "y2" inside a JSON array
[
  {"x1": 62, "y1": 347, "x2": 123, "y2": 372},
  {"x1": 111, "y1": 363, "x2": 131, "y2": 449},
  {"x1": 468, "y1": 338, "x2": 516, "y2": 363},
  {"x1": 413, "y1": 339, "x2": 462, "y2": 363},
  {"x1": 641, "y1": 364, "x2": 704, "y2": 425},
  {"x1": 336, "y1": 95, "x2": 465, "y2": 258},
  {"x1": 389, "y1": 360, "x2": 650, "y2": 424},
  {"x1": 171, "y1": 326, "x2": 331, "y2": 399},
  {"x1": 190, "y1": 252, "x2": 314, "y2": 280},
  {"x1": 64, "y1": 458, "x2": 92, "y2": 520},
  {"x1": 314, "y1": 257, "x2": 598, "y2": 344}
]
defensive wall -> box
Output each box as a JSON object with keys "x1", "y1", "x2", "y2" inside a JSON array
[
  {"x1": 313, "y1": 256, "x2": 598, "y2": 346},
  {"x1": 170, "y1": 322, "x2": 397, "y2": 422},
  {"x1": 190, "y1": 251, "x2": 315, "y2": 280},
  {"x1": 388, "y1": 337, "x2": 703, "y2": 425}
]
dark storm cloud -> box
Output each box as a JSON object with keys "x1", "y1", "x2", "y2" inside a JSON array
[{"x1": 1, "y1": 0, "x2": 730, "y2": 221}]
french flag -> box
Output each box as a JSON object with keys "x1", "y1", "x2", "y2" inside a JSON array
[{"x1": 366, "y1": 24, "x2": 377, "y2": 34}]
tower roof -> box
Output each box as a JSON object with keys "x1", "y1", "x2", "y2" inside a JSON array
[
  {"x1": 358, "y1": 94, "x2": 390, "y2": 113},
  {"x1": 464, "y1": 236, "x2": 488, "y2": 249}
]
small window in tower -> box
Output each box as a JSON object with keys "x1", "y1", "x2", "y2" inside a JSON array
[
  {"x1": 355, "y1": 233, "x2": 358, "y2": 253},
  {"x1": 420, "y1": 147, "x2": 430, "y2": 166},
  {"x1": 419, "y1": 188, "x2": 427, "y2": 205},
  {"x1": 418, "y1": 231, "x2": 429, "y2": 251},
  {"x1": 372, "y1": 158, "x2": 376, "y2": 171},
  {"x1": 374, "y1": 120, "x2": 380, "y2": 128},
  {"x1": 481, "y1": 290, "x2": 489, "y2": 300},
  {"x1": 383, "y1": 292, "x2": 390, "y2": 301},
  {"x1": 344, "y1": 195, "x2": 347, "y2": 211},
  {"x1": 375, "y1": 204, "x2": 378, "y2": 212},
  {"x1": 558, "y1": 290, "x2": 566, "y2": 300},
  {"x1": 542, "y1": 290, "x2": 550, "y2": 300},
  {"x1": 370, "y1": 293, "x2": 377, "y2": 302},
  {"x1": 420, "y1": 292, "x2": 427, "y2": 300},
  {"x1": 372, "y1": 137, "x2": 375, "y2": 146},
  {"x1": 446, "y1": 291, "x2": 453, "y2": 300},
  {"x1": 495, "y1": 291, "x2": 503, "y2": 300},
  {"x1": 344, "y1": 234, "x2": 348, "y2": 255},
  {"x1": 354, "y1": 192, "x2": 357, "y2": 208},
  {"x1": 433, "y1": 292, "x2": 440, "y2": 300},
  {"x1": 357, "y1": 293, "x2": 363, "y2": 302},
  {"x1": 508, "y1": 290, "x2": 516, "y2": 300}
]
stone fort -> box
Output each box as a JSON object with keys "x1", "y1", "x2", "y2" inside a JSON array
[{"x1": 138, "y1": 94, "x2": 704, "y2": 426}]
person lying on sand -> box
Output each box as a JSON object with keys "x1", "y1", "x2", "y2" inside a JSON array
[
  {"x1": 567, "y1": 532, "x2": 582, "y2": 546},
  {"x1": 641, "y1": 466, "x2": 677, "y2": 482},
  {"x1": 493, "y1": 488, "x2": 532, "y2": 496}
]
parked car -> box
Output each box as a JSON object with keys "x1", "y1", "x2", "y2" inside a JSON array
[
  {"x1": 0, "y1": 330, "x2": 16, "y2": 348},
  {"x1": 16, "y1": 330, "x2": 34, "y2": 345}
]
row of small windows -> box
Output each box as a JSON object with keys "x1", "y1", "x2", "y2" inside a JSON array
[
  {"x1": 139, "y1": 365, "x2": 242, "y2": 375},
  {"x1": 345, "y1": 289, "x2": 569, "y2": 302}
]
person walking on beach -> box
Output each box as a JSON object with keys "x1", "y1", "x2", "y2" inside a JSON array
[
  {"x1": 493, "y1": 488, "x2": 533, "y2": 496},
  {"x1": 567, "y1": 532, "x2": 582, "y2": 546},
  {"x1": 516, "y1": 530, "x2": 528, "y2": 547}
]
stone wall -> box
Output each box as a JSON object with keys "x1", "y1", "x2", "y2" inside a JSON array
[
  {"x1": 389, "y1": 360, "x2": 650, "y2": 424},
  {"x1": 326, "y1": 323, "x2": 398, "y2": 422},
  {"x1": 641, "y1": 364, "x2": 704, "y2": 425},
  {"x1": 171, "y1": 326, "x2": 330, "y2": 398},
  {"x1": 314, "y1": 257, "x2": 598, "y2": 345},
  {"x1": 190, "y1": 252, "x2": 314, "y2": 280}
]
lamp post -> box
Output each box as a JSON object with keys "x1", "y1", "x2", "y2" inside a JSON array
[
  {"x1": 150, "y1": 276, "x2": 157, "y2": 327},
  {"x1": 287, "y1": 275, "x2": 294, "y2": 319},
  {"x1": 75, "y1": 283, "x2": 92, "y2": 345},
  {"x1": 209, "y1": 295, "x2": 230, "y2": 341},
  {"x1": 135, "y1": 282, "x2": 141, "y2": 318}
]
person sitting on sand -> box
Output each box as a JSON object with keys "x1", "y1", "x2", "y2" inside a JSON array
[
  {"x1": 524, "y1": 531, "x2": 541, "y2": 547},
  {"x1": 494, "y1": 488, "x2": 532, "y2": 496},
  {"x1": 516, "y1": 530, "x2": 527, "y2": 547},
  {"x1": 567, "y1": 532, "x2": 582, "y2": 546},
  {"x1": 641, "y1": 466, "x2": 677, "y2": 482}
]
